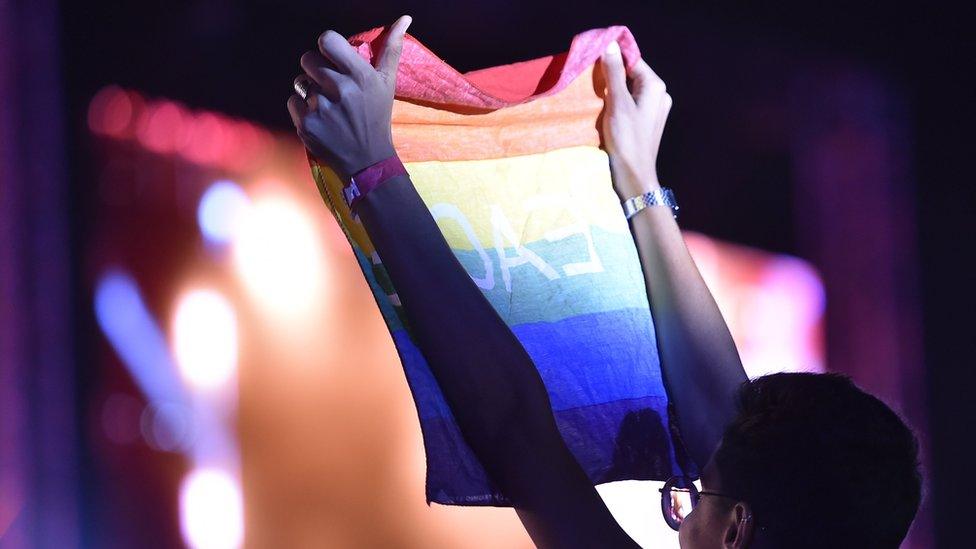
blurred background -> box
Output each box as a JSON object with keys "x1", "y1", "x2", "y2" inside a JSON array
[{"x1": 1, "y1": 1, "x2": 972, "y2": 547}]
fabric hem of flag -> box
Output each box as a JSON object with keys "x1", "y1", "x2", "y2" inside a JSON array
[
  {"x1": 349, "y1": 25, "x2": 641, "y2": 110},
  {"x1": 421, "y1": 395, "x2": 697, "y2": 506}
]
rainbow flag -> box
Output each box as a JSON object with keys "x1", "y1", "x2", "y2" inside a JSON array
[{"x1": 309, "y1": 26, "x2": 696, "y2": 505}]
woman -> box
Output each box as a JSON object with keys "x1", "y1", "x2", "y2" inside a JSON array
[{"x1": 287, "y1": 16, "x2": 920, "y2": 548}]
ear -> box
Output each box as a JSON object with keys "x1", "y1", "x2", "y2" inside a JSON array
[{"x1": 722, "y1": 501, "x2": 754, "y2": 548}]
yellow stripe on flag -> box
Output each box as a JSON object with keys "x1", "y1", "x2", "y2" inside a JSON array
[
  {"x1": 309, "y1": 145, "x2": 630, "y2": 257},
  {"x1": 408, "y1": 145, "x2": 630, "y2": 252}
]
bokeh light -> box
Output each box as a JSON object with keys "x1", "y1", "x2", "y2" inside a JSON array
[
  {"x1": 198, "y1": 180, "x2": 250, "y2": 246},
  {"x1": 180, "y1": 112, "x2": 229, "y2": 165},
  {"x1": 87, "y1": 85, "x2": 136, "y2": 137},
  {"x1": 232, "y1": 194, "x2": 326, "y2": 315},
  {"x1": 172, "y1": 290, "x2": 238, "y2": 391},
  {"x1": 745, "y1": 257, "x2": 826, "y2": 376},
  {"x1": 179, "y1": 468, "x2": 244, "y2": 549},
  {"x1": 140, "y1": 402, "x2": 195, "y2": 452},
  {"x1": 88, "y1": 86, "x2": 273, "y2": 173},
  {"x1": 684, "y1": 233, "x2": 825, "y2": 378},
  {"x1": 137, "y1": 101, "x2": 189, "y2": 154},
  {"x1": 94, "y1": 270, "x2": 187, "y2": 406}
]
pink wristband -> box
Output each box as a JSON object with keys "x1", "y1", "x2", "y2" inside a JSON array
[{"x1": 343, "y1": 155, "x2": 408, "y2": 210}]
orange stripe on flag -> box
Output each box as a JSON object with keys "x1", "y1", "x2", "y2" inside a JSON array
[{"x1": 392, "y1": 65, "x2": 605, "y2": 162}]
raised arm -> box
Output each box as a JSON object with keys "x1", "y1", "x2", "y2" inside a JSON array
[
  {"x1": 600, "y1": 44, "x2": 748, "y2": 467},
  {"x1": 287, "y1": 17, "x2": 637, "y2": 548}
]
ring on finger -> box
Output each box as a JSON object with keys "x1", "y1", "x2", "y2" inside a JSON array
[{"x1": 294, "y1": 77, "x2": 311, "y2": 101}]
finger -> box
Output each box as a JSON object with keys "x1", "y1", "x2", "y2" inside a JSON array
[
  {"x1": 376, "y1": 15, "x2": 412, "y2": 83},
  {"x1": 629, "y1": 58, "x2": 666, "y2": 110},
  {"x1": 300, "y1": 50, "x2": 342, "y2": 100},
  {"x1": 318, "y1": 29, "x2": 370, "y2": 79},
  {"x1": 287, "y1": 94, "x2": 309, "y2": 130},
  {"x1": 601, "y1": 41, "x2": 631, "y2": 108}
]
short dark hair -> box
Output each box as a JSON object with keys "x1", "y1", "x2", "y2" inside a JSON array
[{"x1": 713, "y1": 372, "x2": 921, "y2": 548}]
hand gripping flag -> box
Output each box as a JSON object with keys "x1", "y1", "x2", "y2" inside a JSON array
[{"x1": 307, "y1": 25, "x2": 697, "y2": 505}]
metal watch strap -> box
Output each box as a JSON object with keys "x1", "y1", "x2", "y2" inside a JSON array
[{"x1": 622, "y1": 187, "x2": 679, "y2": 220}]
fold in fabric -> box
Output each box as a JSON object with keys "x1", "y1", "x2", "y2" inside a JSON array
[{"x1": 308, "y1": 25, "x2": 697, "y2": 506}]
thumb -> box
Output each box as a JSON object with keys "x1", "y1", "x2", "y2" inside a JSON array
[
  {"x1": 376, "y1": 15, "x2": 412, "y2": 84},
  {"x1": 601, "y1": 41, "x2": 631, "y2": 108}
]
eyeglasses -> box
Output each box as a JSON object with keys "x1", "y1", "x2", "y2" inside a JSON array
[{"x1": 659, "y1": 476, "x2": 740, "y2": 531}]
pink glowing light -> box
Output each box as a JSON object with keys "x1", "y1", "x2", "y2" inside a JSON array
[
  {"x1": 88, "y1": 86, "x2": 136, "y2": 138},
  {"x1": 137, "y1": 101, "x2": 190, "y2": 154},
  {"x1": 89, "y1": 86, "x2": 276, "y2": 173},
  {"x1": 179, "y1": 112, "x2": 230, "y2": 165},
  {"x1": 221, "y1": 122, "x2": 272, "y2": 172},
  {"x1": 685, "y1": 232, "x2": 826, "y2": 378}
]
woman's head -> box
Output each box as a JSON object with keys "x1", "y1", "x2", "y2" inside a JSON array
[{"x1": 679, "y1": 373, "x2": 921, "y2": 548}]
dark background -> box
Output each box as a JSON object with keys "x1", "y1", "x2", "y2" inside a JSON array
[
  {"x1": 59, "y1": 1, "x2": 976, "y2": 547},
  {"x1": 5, "y1": 0, "x2": 973, "y2": 546}
]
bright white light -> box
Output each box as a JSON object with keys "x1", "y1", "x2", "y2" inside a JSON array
[
  {"x1": 198, "y1": 180, "x2": 250, "y2": 245},
  {"x1": 598, "y1": 480, "x2": 680, "y2": 547},
  {"x1": 179, "y1": 468, "x2": 244, "y2": 549},
  {"x1": 232, "y1": 196, "x2": 325, "y2": 315},
  {"x1": 173, "y1": 290, "x2": 238, "y2": 390}
]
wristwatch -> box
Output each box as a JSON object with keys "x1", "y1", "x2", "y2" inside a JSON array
[{"x1": 622, "y1": 187, "x2": 679, "y2": 220}]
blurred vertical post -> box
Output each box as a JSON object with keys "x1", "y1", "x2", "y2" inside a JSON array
[
  {"x1": 790, "y1": 68, "x2": 931, "y2": 548},
  {"x1": 0, "y1": 0, "x2": 80, "y2": 546}
]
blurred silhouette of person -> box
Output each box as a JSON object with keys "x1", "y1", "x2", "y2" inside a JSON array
[{"x1": 287, "y1": 16, "x2": 921, "y2": 548}]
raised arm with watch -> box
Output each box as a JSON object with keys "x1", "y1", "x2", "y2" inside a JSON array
[{"x1": 600, "y1": 40, "x2": 747, "y2": 468}]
